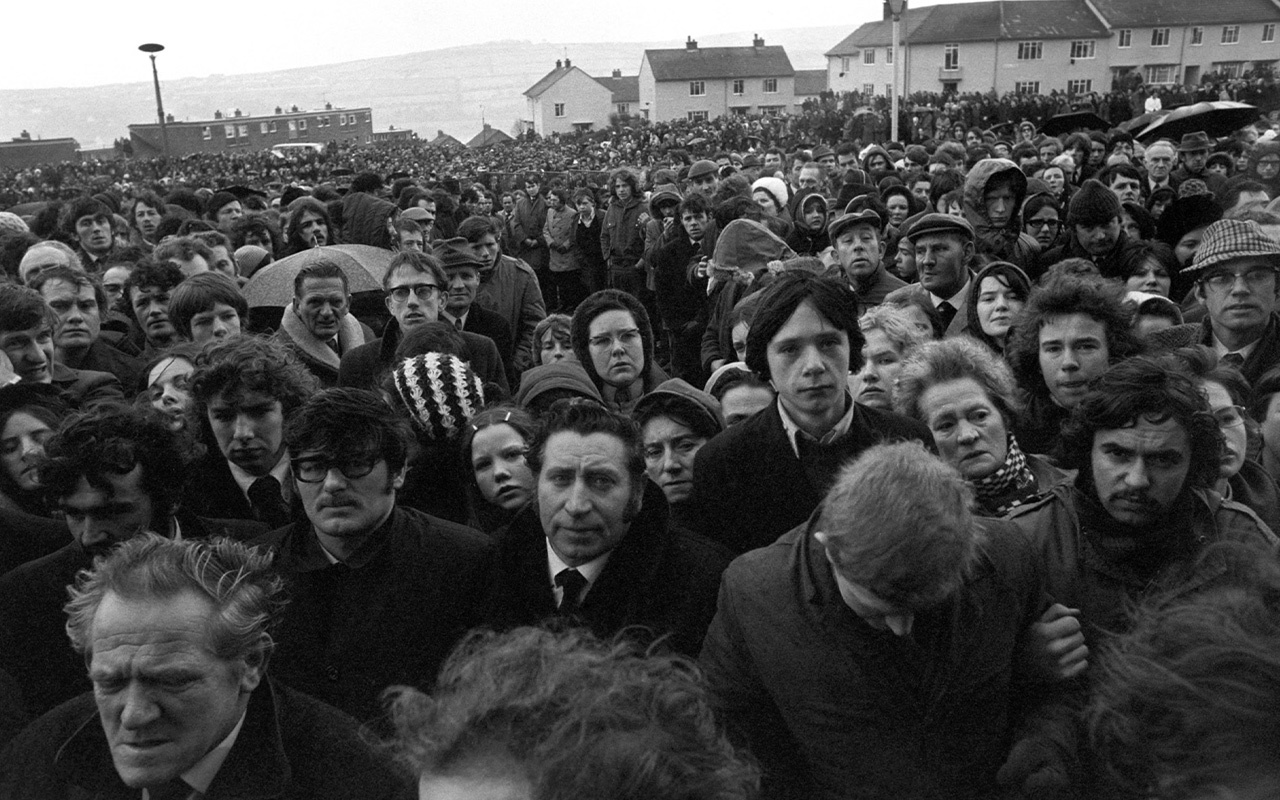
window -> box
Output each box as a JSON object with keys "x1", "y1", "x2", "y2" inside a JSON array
[
  {"x1": 237, "y1": 125, "x2": 248, "y2": 138},
  {"x1": 269, "y1": 121, "x2": 278, "y2": 133},
  {"x1": 1152, "y1": 28, "x2": 1170, "y2": 47},
  {"x1": 1265, "y1": 24, "x2": 1276, "y2": 42},
  {"x1": 864, "y1": 83, "x2": 875, "y2": 94},
  {"x1": 339, "y1": 114, "x2": 347, "y2": 126},
  {"x1": 1017, "y1": 41, "x2": 1043, "y2": 60},
  {"x1": 763, "y1": 78, "x2": 778, "y2": 93},
  {"x1": 287, "y1": 120, "x2": 296, "y2": 132},
  {"x1": 1118, "y1": 29, "x2": 1132, "y2": 48},
  {"x1": 1067, "y1": 79, "x2": 1093, "y2": 94},
  {"x1": 1015, "y1": 80, "x2": 1041, "y2": 93},
  {"x1": 1191, "y1": 27, "x2": 1203, "y2": 45},
  {"x1": 202, "y1": 126, "x2": 211, "y2": 140},
  {"x1": 298, "y1": 119, "x2": 307, "y2": 131},
  {"x1": 864, "y1": 49, "x2": 876, "y2": 64},
  {"x1": 222, "y1": 124, "x2": 233, "y2": 140},
  {"x1": 1145, "y1": 64, "x2": 1178, "y2": 84},
  {"x1": 885, "y1": 83, "x2": 892, "y2": 96},
  {"x1": 1222, "y1": 25, "x2": 1240, "y2": 44},
  {"x1": 944, "y1": 43, "x2": 959, "y2": 70},
  {"x1": 732, "y1": 79, "x2": 744, "y2": 95},
  {"x1": 841, "y1": 57, "x2": 850, "y2": 72},
  {"x1": 730, "y1": 106, "x2": 749, "y2": 116},
  {"x1": 554, "y1": 103, "x2": 565, "y2": 117},
  {"x1": 687, "y1": 110, "x2": 708, "y2": 122},
  {"x1": 1070, "y1": 40, "x2": 1095, "y2": 59},
  {"x1": 689, "y1": 81, "x2": 705, "y2": 96},
  {"x1": 1214, "y1": 61, "x2": 1245, "y2": 78},
  {"x1": 759, "y1": 105, "x2": 784, "y2": 116},
  {"x1": 617, "y1": 103, "x2": 629, "y2": 114},
  {"x1": 259, "y1": 122, "x2": 269, "y2": 134},
  {"x1": 887, "y1": 46, "x2": 893, "y2": 64}
]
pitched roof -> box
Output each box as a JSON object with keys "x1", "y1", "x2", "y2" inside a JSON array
[
  {"x1": 827, "y1": 0, "x2": 1110, "y2": 50},
  {"x1": 427, "y1": 130, "x2": 464, "y2": 149},
  {"x1": 794, "y1": 69, "x2": 828, "y2": 96},
  {"x1": 643, "y1": 45, "x2": 794, "y2": 81},
  {"x1": 524, "y1": 66, "x2": 571, "y2": 98},
  {"x1": 594, "y1": 75, "x2": 640, "y2": 104},
  {"x1": 466, "y1": 126, "x2": 514, "y2": 149},
  {"x1": 1089, "y1": 0, "x2": 1280, "y2": 27}
]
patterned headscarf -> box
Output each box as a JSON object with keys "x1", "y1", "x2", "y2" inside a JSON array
[{"x1": 971, "y1": 433, "x2": 1038, "y2": 515}]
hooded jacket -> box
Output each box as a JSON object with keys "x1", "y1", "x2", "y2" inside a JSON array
[
  {"x1": 785, "y1": 190, "x2": 831, "y2": 256},
  {"x1": 339, "y1": 191, "x2": 397, "y2": 249},
  {"x1": 962, "y1": 158, "x2": 1039, "y2": 270}
]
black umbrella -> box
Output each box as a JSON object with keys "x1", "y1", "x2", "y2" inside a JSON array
[
  {"x1": 1117, "y1": 111, "x2": 1162, "y2": 134},
  {"x1": 1039, "y1": 111, "x2": 1109, "y2": 137},
  {"x1": 1136, "y1": 101, "x2": 1260, "y2": 143}
]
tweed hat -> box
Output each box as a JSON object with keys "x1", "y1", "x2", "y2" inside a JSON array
[
  {"x1": 1067, "y1": 179, "x2": 1123, "y2": 227},
  {"x1": 391, "y1": 352, "x2": 485, "y2": 441},
  {"x1": 401, "y1": 206, "x2": 434, "y2": 223},
  {"x1": 432, "y1": 237, "x2": 484, "y2": 271},
  {"x1": 1186, "y1": 219, "x2": 1280, "y2": 276},
  {"x1": 828, "y1": 209, "x2": 883, "y2": 241},
  {"x1": 904, "y1": 213, "x2": 974, "y2": 242},
  {"x1": 811, "y1": 144, "x2": 835, "y2": 161},
  {"x1": 1177, "y1": 131, "x2": 1213, "y2": 153},
  {"x1": 687, "y1": 159, "x2": 718, "y2": 180}
]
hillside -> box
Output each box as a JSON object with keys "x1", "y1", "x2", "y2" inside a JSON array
[{"x1": 0, "y1": 26, "x2": 848, "y2": 151}]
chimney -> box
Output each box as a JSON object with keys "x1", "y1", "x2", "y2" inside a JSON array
[
  {"x1": 686, "y1": 36, "x2": 697, "y2": 50},
  {"x1": 233, "y1": 108, "x2": 242, "y2": 117},
  {"x1": 325, "y1": 101, "x2": 332, "y2": 110},
  {"x1": 564, "y1": 57, "x2": 571, "y2": 68},
  {"x1": 612, "y1": 68, "x2": 622, "y2": 78},
  {"x1": 291, "y1": 105, "x2": 299, "y2": 112},
  {"x1": 753, "y1": 34, "x2": 764, "y2": 47},
  {"x1": 214, "y1": 110, "x2": 223, "y2": 119},
  {"x1": 556, "y1": 59, "x2": 562, "y2": 69},
  {"x1": 165, "y1": 114, "x2": 174, "y2": 123},
  {"x1": 275, "y1": 106, "x2": 283, "y2": 115}
]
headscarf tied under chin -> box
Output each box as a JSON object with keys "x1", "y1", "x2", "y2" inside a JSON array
[{"x1": 392, "y1": 352, "x2": 485, "y2": 441}]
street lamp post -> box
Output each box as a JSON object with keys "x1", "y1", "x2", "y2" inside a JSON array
[
  {"x1": 138, "y1": 43, "x2": 169, "y2": 162},
  {"x1": 888, "y1": 0, "x2": 906, "y2": 143}
]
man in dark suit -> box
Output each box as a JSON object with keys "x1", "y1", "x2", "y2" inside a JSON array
[
  {"x1": 30, "y1": 267, "x2": 143, "y2": 391},
  {"x1": 338, "y1": 250, "x2": 509, "y2": 396},
  {"x1": 883, "y1": 213, "x2": 980, "y2": 338},
  {"x1": 186, "y1": 335, "x2": 319, "y2": 526},
  {"x1": 0, "y1": 406, "x2": 267, "y2": 721},
  {"x1": 250, "y1": 388, "x2": 493, "y2": 726},
  {"x1": 0, "y1": 535, "x2": 411, "y2": 799},
  {"x1": 693, "y1": 272, "x2": 934, "y2": 553},
  {"x1": 487, "y1": 400, "x2": 731, "y2": 658},
  {"x1": 433, "y1": 238, "x2": 517, "y2": 384}
]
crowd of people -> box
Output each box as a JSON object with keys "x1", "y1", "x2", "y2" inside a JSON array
[{"x1": 1, "y1": 90, "x2": 1280, "y2": 799}]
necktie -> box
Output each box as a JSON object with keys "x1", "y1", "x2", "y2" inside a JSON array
[
  {"x1": 453, "y1": 317, "x2": 464, "y2": 332},
  {"x1": 795, "y1": 433, "x2": 846, "y2": 495},
  {"x1": 1223, "y1": 352, "x2": 1245, "y2": 368},
  {"x1": 325, "y1": 337, "x2": 340, "y2": 354},
  {"x1": 248, "y1": 475, "x2": 291, "y2": 530},
  {"x1": 936, "y1": 301, "x2": 957, "y2": 330},
  {"x1": 555, "y1": 568, "x2": 588, "y2": 615}
]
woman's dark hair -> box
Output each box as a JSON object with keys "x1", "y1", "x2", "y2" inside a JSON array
[
  {"x1": 570, "y1": 290, "x2": 654, "y2": 392},
  {"x1": 1129, "y1": 240, "x2": 1179, "y2": 282},
  {"x1": 0, "y1": 385, "x2": 68, "y2": 513},
  {"x1": 1121, "y1": 201, "x2": 1156, "y2": 242},
  {"x1": 456, "y1": 404, "x2": 539, "y2": 527},
  {"x1": 880, "y1": 184, "x2": 923, "y2": 222},
  {"x1": 745, "y1": 272, "x2": 863, "y2": 380},
  {"x1": 965, "y1": 261, "x2": 1031, "y2": 353}
]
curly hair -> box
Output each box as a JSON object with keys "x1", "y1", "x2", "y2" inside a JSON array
[
  {"x1": 39, "y1": 405, "x2": 191, "y2": 514},
  {"x1": 64, "y1": 533, "x2": 284, "y2": 672},
  {"x1": 189, "y1": 334, "x2": 319, "y2": 417},
  {"x1": 1005, "y1": 276, "x2": 1142, "y2": 403},
  {"x1": 895, "y1": 336, "x2": 1023, "y2": 425},
  {"x1": 1059, "y1": 354, "x2": 1222, "y2": 492},
  {"x1": 386, "y1": 626, "x2": 759, "y2": 800}
]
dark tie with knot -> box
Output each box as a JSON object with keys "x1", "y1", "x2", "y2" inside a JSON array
[
  {"x1": 248, "y1": 475, "x2": 291, "y2": 530},
  {"x1": 1222, "y1": 352, "x2": 1245, "y2": 368},
  {"x1": 936, "y1": 300, "x2": 957, "y2": 330},
  {"x1": 795, "y1": 433, "x2": 847, "y2": 496},
  {"x1": 555, "y1": 568, "x2": 588, "y2": 615}
]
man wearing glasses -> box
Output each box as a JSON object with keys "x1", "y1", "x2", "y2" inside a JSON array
[
  {"x1": 1188, "y1": 219, "x2": 1280, "y2": 385},
  {"x1": 251, "y1": 388, "x2": 494, "y2": 727},
  {"x1": 338, "y1": 251, "x2": 508, "y2": 394}
]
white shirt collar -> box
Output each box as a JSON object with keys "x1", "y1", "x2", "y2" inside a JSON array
[
  {"x1": 441, "y1": 309, "x2": 469, "y2": 328},
  {"x1": 777, "y1": 393, "x2": 857, "y2": 459},
  {"x1": 930, "y1": 278, "x2": 969, "y2": 308},
  {"x1": 228, "y1": 451, "x2": 292, "y2": 504},
  {"x1": 1211, "y1": 333, "x2": 1260, "y2": 361},
  {"x1": 143, "y1": 711, "x2": 245, "y2": 798},
  {"x1": 546, "y1": 539, "x2": 612, "y2": 605}
]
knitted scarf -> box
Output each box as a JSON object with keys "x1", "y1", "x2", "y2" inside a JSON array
[{"x1": 971, "y1": 434, "x2": 1037, "y2": 515}]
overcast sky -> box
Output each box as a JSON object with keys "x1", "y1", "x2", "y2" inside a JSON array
[{"x1": 1, "y1": 0, "x2": 973, "y2": 91}]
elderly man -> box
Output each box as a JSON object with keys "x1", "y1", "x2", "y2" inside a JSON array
[
  {"x1": 1172, "y1": 131, "x2": 1226, "y2": 193},
  {"x1": 1037, "y1": 180, "x2": 1146, "y2": 282},
  {"x1": 686, "y1": 159, "x2": 721, "y2": 198},
  {"x1": 1008, "y1": 356, "x2": 1276, "y2": 678},
  {"x1": 273, "y1": 260, "x2": 372, "y2": 387},
  {"x1": 693, "y1": 273, "x2": 933, "y2": 553},
  {"x1": 457, "y1": 216, "x2": 546, "y2": 377},
  {"x1": 337, "y1": 250, "x2": 508, "y2": 394},
  {"x1": 1144, "y1": 140, "x2": 1179, "y2": 195},
  {"x1": 486, "y1": 400, "x2": 730, "y2": 658},
  {"x1": 31, "y1": 266, "x2": 142, "y2": 390},
  {"x1": 0, "y1": 284, "x2": 123, "y2": 411},
  {"x1": 829, "y1": 209, "x2": 905, "y2": 306},
  {"x1": 433, "y1": 238, "x2": 516, "y2": 382},
  {"x1": 701, "y1": 442, "x2": 1074, "y2": 800},
  {"x1": 0, "y1": 535, "x2": 412, "y2": 798},
  {"x1": 0, "y1": 406, "x2": 266, "y2": 721},
  {"x1": 884, "y1": 214, "x2": 980, "y2": 337},
  {"x1": 251, "y1": 388, "x2": 494, "y2": 725}
]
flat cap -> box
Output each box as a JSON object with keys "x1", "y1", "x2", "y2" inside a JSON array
[
  {"x1": 903, "y1": 213, "x2": 974, "y2": 241},
  {"x1": 432, "y1": 237, "x2": 484, "y2": 270},
  {"x1": 828, "y1": 209, "x2": 883, "y2": 241}
]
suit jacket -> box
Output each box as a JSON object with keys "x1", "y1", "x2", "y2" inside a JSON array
[
  {"x1": 883, "y1": 278, "x2": 975, "y2": 339},
  {"x1": 66, "y1": 337, "x2": 143, "y2": 393},
  {"x1": 48, "y1": 363, "x2": 124, "y2": 411},
  {"x1": 251, "y1": 506, "x2": 494, "y2": 725},
  {"x1": 0, "y1": 679, "x2": 413, "y2": 800},
  {"x1": 0, "y1": 514, "x2": 267, "y2": 720},
  {"x1": 692, "y1": 400, "x2": 935, "y2": 553},
  {"x1": 487, "y1": 481, "x2": 732, "y2": 658},
  {"x1": 337, "y1": 318, "x2": 510, "y2": 398},
  {"x1": 460, "y1": 305, "x2": 515, "y2": 372},
  {"x1": 0, "y1": 506, "x2": 70, "y2": 578},
  {"x1": 182, "y1": 455, "x2": 307, "y2": 526}
]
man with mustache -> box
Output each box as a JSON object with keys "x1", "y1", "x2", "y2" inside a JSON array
[
  {"x1": 1008, "y1": 355, "x2": 1277, "y2": 683},
  {"x1": 0, "y1": 406, "x2": 266, "y2": 720}
]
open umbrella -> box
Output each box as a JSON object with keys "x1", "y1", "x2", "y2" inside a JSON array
[
  {"x1": 852, "y1": 106, "x2": 878, "y2": 118},
  {"x1": 1117, "y1": 110, "x2": 1162, "y2": 134},
  {"x1": 5, "y1": 201, "x2": 47, "y2": 216},
  {"x1": 1136, "y1": 101, "x2": 1260, "y2": 143},
  {"x1": 240, "y1": 244, "x2": 394, "y2": 308},
  {"x1": 1039, "y1": 111, "x2": 1109, "y2": 137}
]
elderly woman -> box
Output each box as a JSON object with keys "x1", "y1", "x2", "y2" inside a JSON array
[
  {"x1": 633, "y1": 379, "x2": 725, "y2": 533},
  {"x1": 896, "y1": 337, "x2": 1071, "y2": 515},
  {"x1": 966, "y1": 261, "x2": 1030, "y2": 356},
  {"x1": 571, "y1": 289, "x2": 668, "y2": 415},
  {"x1": 852, "y1": 305, "x2": 930, "y2": 410}
]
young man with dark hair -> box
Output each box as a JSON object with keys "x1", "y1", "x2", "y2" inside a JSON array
[
  {"x1": 30, "y1": 266, "x2": 142, "y2": 389},
  {"x1": 250, "y1": 387, "x2": 494, "y2": 725},
  {"x1": 60, "y1": 196, "x2": 115, "y2": 268},
  {"x1": 458, "y1": 215, "x2": 547, "y2": 376},
  {"x1": 693, "y1": 272, "x2": 933, "y2": 553},
  {"x1": 652, "y1": 192, "x2": 714, "y2": 385},
  {"x1": 166, "y1": 271, "x2": 248, "y2": 346},
  {"x1": 122, "y1": 259, "x2": 185, "y2": 356}
]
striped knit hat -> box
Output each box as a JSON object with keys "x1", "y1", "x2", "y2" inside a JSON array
[{"x1": 391, "y1": 352, "x2": 485, "y2": 441}]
